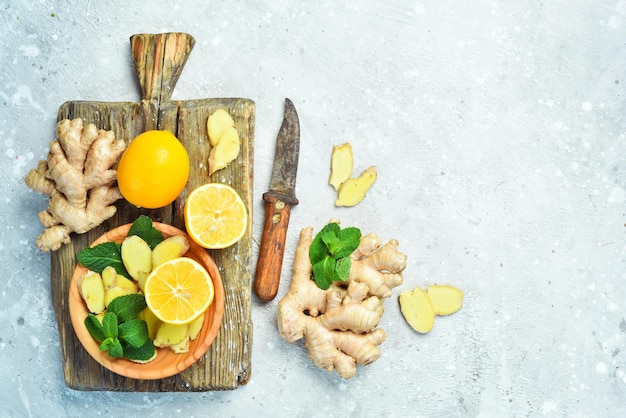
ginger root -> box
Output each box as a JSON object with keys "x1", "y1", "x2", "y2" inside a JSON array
[
  {"x1": 278, "y1": 224, "x2": 406, "y2": 379},
  {"x1": 25, "y1": 118, "x2": 126, "y2": 251}
]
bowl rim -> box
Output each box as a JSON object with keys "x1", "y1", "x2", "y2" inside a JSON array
[{"x1": 68, "y1": 222, "x2": 225, "y2": 380}]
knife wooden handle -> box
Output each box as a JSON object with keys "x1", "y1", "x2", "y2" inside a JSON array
[{"x1": 254, "y1": 192, "x2": 297, "y2": 301}]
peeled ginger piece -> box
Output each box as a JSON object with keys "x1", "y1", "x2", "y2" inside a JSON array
[
  {"x1": 328, "y1": 142, "x2": 377, "y2": 206},
  {"x1": 209, "y1": 126, "x2": 240, "y2": 175},
  {"x1": 207, "y1": 109, "x2": 235, "y2": 146},
  {"x1": 329, "y1": 142, "x2": 353, "y2": 191},
  {"x1": 427, "y1": 285, "x2": 464, "y2": 315},
  {"x1": 399, "y1": 284, "x2": 464, "y2": 333},
  {"x1": 335, "y1": 166, "x2": 377, "y2": 207},
  {"x1": 207, "y1": 109, "x2": 240, "y2": 175},
  {"x1": 399, "y1": 287, "x2": 435, "y2": 333}
]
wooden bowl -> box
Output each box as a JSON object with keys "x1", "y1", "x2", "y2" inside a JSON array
[{"x1": 69, "y1": 222, "x2": 224, "y2": 380}]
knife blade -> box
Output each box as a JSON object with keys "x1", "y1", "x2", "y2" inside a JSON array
[{"x1": 254, "y1": 98, "x2": 300, "y2": 301}]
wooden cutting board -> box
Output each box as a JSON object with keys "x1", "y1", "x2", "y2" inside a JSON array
[{"x1": 49, "y1": 33, "x2": 254, "y2": 391}]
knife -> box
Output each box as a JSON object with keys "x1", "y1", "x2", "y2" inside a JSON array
[{"x1": 254, "y1": 98, "x2": 300, "y2": 301}]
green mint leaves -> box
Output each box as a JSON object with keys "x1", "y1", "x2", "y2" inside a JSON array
[
  {"x1": 309, "y1": 222, "x2": 361, "y2": 290},
  {"x1": 127, "y1": 214, "x2": 165, "y2": 250},
  {"x1": 77, "y1": 215, "x2": 164, "y2": 277},
  {"x1": 77, "y1": 241, "x2": 128, "y2": 277},
  {"x1": 77, "y1": 215, "x2": 163, "y2": 363},
  {"x1": 83, "y1": 293, "x2": 155, "y2": 362}
]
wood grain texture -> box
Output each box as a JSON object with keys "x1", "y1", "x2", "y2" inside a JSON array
[
  {"x1": 254, "y1": 196, "x2": 294, "y2": 301},
  {"x1": 49, "y1": 33, "x2": 254, "y2": 391}
]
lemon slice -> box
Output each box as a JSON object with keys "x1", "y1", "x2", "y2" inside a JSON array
[
  {"x1": 144, "y1": 257, "x2": 214, "y2": 325},
  {"x1": 184, "y1": 183, "x2": 247, "y2": 249}
]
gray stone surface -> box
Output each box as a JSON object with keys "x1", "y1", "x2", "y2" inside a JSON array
[{"x1": 1, "y1": 1, "x2": 624, "y2": 416}]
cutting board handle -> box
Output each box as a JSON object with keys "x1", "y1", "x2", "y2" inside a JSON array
[{"x1": 130, "y1": 32, "x2": 195, "y2": 103}]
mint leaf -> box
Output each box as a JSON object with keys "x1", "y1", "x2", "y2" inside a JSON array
[
  {"x1": 310, "y1": 222, "x2": 340, "y2": 263},
  {"x1": 107, "y1": 338, "x2": 124, "y2": 358},
  {"x1": 102, "y1": 312, "x2": 118, "y2": 339},
  {"x1": 77, "y1": 241, "x2": 129, "y2": 277},
  {"x1": 312, "y1": 256, "x2": 335, "y2": 290},
  {"x1": 309, "y1": 223, "x2": 361, "y2": 290},
  {"x1": 122, "y1": 339, "x2": 156, "y2": 363},
  {"x1": 319, "y1": 223, "x2": 340, "y2": 245},
  {"x1": 107, "y1": 294, "x2": 147, "y2": 323},
  {"x1": 309, "y1": 237, "x2": 328, "y2": 265},
  {"x1": 84, "y1": 314, "x2": 105, "y2": 342},
  {"x1": 99, "y1": 336, "x2": 123, "y2": 358},
  {"x1": 334, "y1": 227, "x2": 361, "y2": 258},
  {"x1": 118, "y1": 319, "x2": 149, "y2": 348},
  {"x1": 334, "y1": 257, "x2": 352, "y2": 282},
  {"x1": 100, "y1": 336, "x2": 114, "y2": 352},
  {"x1": 128, "y1": 215, "x2": 164, "y2": 250}
]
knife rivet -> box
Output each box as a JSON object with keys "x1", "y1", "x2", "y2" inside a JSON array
[
  {"x1": 275, "y1": 200, "x2": 285, "y2": 210},
  {"x1": 272, "y1": 214, "x2": 281, "y2": 223}
]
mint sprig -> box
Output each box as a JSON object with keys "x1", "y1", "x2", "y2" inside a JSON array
[
  {"x1": 309, "y1": 223, "x2": 361, "y2": 290},
  {"x1": 83, "y1": 294, "x2": 154, "y2": 361},
  {"x1": 127, "y1": 214, "x2": 165, "y2": 250}
]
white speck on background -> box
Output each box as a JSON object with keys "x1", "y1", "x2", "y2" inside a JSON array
[
  {"x1": 607, "y1": 186, "x2": 625, "y2": 203},
  {"x1": 608, "y1": 15, "x2": 621, "y2": 28},
  {"x1": 595, "y1": 362, "x2": 608, "y2": 373},
  {"x1": 581, "y1": 101, "x2": 593, "y2": 112},
  {"x1": 541, "y1": 400, "x2": 558, "y2": 414},
  {"x1": 19, "y1": 44, "x2": 40, "y2": 58},
  {"x1": 415, "y1": 3, "x2": 425, "y2": 14},
  {"x1": 30, "y1": 335, "x2": 40, "y2": 347},
  {"x1": 9, "y1": 85, "x2": 44, "y2": 114}
]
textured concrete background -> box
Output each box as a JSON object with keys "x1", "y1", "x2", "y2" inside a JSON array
[{"x1": 1, "y1": 1, "x2": 625, "y2": 417}]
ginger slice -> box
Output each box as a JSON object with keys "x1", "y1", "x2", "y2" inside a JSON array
[
  {"x1": 154, "y1": 323, "x2": 189, "y2": 348},
  {"x1": 427, "y1": 285, "x2": 464, "y2": 315},
  {"x1": 104, "y1": 286, "x2": 135, "y2": 308},
  {"x1": 151, "y1": 234, "x2": 190, "y2": 268},
  {"x1": 399, "y1": 287, "x2": 435, "y2": 333},
  {"x1": 101, "y1": 265, "x2": 137, "y2": 292},
  {"x1": 329, "y1": 142, "x2": 354, "y2": 191},
  {"x1": 335, "y1": 166, "x2": 377, "y2": 207},
  {"x1": 120, "y1": 235, "x2": 152, "y2": 281},
  {"x1": 400, "y1": 284, "x2": 464, "y2": 333},
  {"x1": 207, "y1": 108, "x2": 234, "y2": 146},
  {"x1": 208, "y1": 126, "x2": 240, "y2": 175},
  {"x1": 77, "y1": 270, "x2": 106, "y2": 314},
  {"x1": 24, "y1": 118, "x2": 126, "y2": 251},
  {"x1": 188, "y1": 314, "x2": 205, "y2": 340},
  {"x1": 138, "y1": 308, "x2": 162, "y2": 340},
  {"x1": 207, "y1": 109, "x2": 240, "y2": 175}
]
